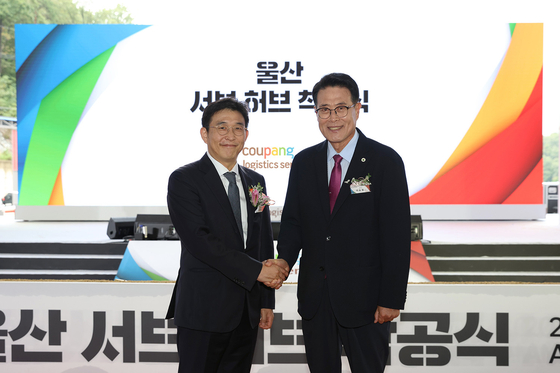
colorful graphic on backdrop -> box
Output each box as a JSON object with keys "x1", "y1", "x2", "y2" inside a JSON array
[
  {"x1": 15, "y1": 24, "x2": 150, "y2": 206},
  {"x1": 14, "y1": 23, "x2": 543, "y2": 218},
  {"x1": 410, "y1": 23, "x2": 543, "y2": 204}
]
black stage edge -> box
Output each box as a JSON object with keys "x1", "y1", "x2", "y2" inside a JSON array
[
  {"x1": 0, "y1": 242, "x2": 128, "y2": 280},
  {"x1": 1, "y1": 241, "x2": 559, "y2": 282},
  {"x1": 424, "y1": 243, "x2": 560, "y2": 282}
]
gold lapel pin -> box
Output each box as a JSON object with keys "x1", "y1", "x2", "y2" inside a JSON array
[{"x1": 361, "y1": 158, "x2": 366, "y2": 162}]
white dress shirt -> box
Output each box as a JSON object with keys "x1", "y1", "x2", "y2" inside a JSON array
[{"x1": 327, "y1": 129, "x2": 360, "y2": 187}]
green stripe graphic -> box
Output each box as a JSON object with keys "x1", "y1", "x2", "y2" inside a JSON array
[
  {"x1": 142, "y1": 268, "x2": 169, "y2": 281},
  {"x1": 509, "y1": 23, "x2": 516, "y2": 37},
  {"x1": 20, "y1": 46, "x2": 115, "y2": 205}
]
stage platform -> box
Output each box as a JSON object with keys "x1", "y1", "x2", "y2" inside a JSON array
[
  {"x1": 1, "y1": 211, "x2": 558, "y2": 244},
  {"x1": 0, "y1": 211, "x2": 559, "y2": 282}
]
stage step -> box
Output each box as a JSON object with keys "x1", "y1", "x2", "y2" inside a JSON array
[
  {"x1": 1, "y1": 241, "x2": 558, "y2": 282},
  {"x1": 424, "y1": 243, "x2": 560, "y2": 282},
  {"x1": 0, "y1": 242, "x2": 128, "y2": 280}
]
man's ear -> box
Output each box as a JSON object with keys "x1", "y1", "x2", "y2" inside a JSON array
[
  {"x1": 354, "y1": 102, "x2": 362, "y2": 120},
  {"x1": 200, "y1": 127, "x2": 208, "y2": 144}
]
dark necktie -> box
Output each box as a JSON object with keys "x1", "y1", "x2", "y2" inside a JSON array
[
  {"x1": 329, "y1": 155, "x2": 343, "y2": 213},
  {"x1": 224, "y1": 172, "x2": 243, "y2": 235}
]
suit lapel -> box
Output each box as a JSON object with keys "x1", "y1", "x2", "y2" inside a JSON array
[
  {"x1": 314, "y1": 141, "x2": 331, "y2": 222},
  {"x1": 199, "y1": 154, "x2": 244, "y2": 243}
]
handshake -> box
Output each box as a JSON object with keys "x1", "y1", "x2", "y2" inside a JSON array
[{"x1": 257, "y1": 259, "x2": 290, "y2": 289}]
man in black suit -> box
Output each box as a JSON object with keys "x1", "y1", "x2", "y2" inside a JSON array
[
  {"x1": 270, "y1": 73, "x2": 411, "y2": 372},
  {"x1": 166, "y1": 98, "x2": 288, "y2": 373}
]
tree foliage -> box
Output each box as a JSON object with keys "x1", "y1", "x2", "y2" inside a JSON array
[
  {"x1": 0, "y1": 128, "x2": 11, "y2": 160},
  {"x1": 544, "y1": 132, "x2": 559, "y2": 182},
  {"x1": 0, "y1": 75, "x2": 16, "y2": 117},
  {"x1": 87, "y1": 4, "x2": 133, "y2": 24}
]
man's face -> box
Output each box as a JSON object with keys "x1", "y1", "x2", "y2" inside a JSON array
[
  {"x1": 315, "y1": 86, "x2": 361, "y2": 153},
  {"x1": 201, "y1": 109, "x2": 249, "y2": 170}
]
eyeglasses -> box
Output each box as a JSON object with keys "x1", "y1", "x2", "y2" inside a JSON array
[
  {"x1": 315, "y1": 104, "x2": 357, "y2": 119},
  {"x1": 210, "y1": 125, "x2": 247, "y2": 136}
]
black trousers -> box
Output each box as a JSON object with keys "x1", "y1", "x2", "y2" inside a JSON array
[
  {"x1": 176, "y1": 303, "x2": 258, "y2": 373},
  {"x1": 302, "y1": 283, "x2": 390, "y2": 373}
]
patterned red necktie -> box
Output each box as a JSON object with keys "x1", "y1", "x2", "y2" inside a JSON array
[{"x1": 329, "y1": 155, "x2": 343, "y2": 213}]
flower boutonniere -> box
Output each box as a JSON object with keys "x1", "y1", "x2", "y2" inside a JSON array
[
  {"x1": 344, "y1": 173, "x2": 372, "y2": 194},
  {"x1": 249, "y1": 183, "x2": 275, "y2": 213}
]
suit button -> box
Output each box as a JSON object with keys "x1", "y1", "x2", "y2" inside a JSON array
[
  {"x1": 326, "y1": 236, "x2": 331, "y2": 241},
  {"x1": 319, "y1": 266, "x2": 324, "y2": 271}
]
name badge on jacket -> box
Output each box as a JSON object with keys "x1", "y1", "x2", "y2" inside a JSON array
[
  {"x1": 346, "y1": 174, "x2": 372, "y2": 194},
  {"x1": 350, "y1": 185, "x2": 370, "y2": 194}
]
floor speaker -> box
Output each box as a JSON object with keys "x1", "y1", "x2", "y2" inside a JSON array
[
  {"x1": 134, "y1": 214, "x2": 177, "y2": 240},
  {"x1": 411, "y1": 215, "x2": 423, "y2": 241},
  {"x1": 107, "y1": 217, "x2": 135, "y2": 239}
]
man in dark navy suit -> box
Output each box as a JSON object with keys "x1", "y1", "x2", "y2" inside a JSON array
[
  {"x1": 166, "y1": 98, "x2": 288, "y2": 373},
  {"x1": 271, "y1": 73, "x2": 411, "y2": 372}
]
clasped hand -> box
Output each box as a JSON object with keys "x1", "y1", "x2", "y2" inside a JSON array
[{"x1": 257, "y1": 259, "x2": 289, "y2": 289}]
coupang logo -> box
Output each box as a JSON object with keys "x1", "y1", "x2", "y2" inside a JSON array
[{"x1": 242, "y1": 146, "x2": 295, "y2": 170}]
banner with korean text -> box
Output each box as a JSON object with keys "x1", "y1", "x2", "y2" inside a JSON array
[{"x1": 0, "y1": 282, "x2": 558, "y2": 372}]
